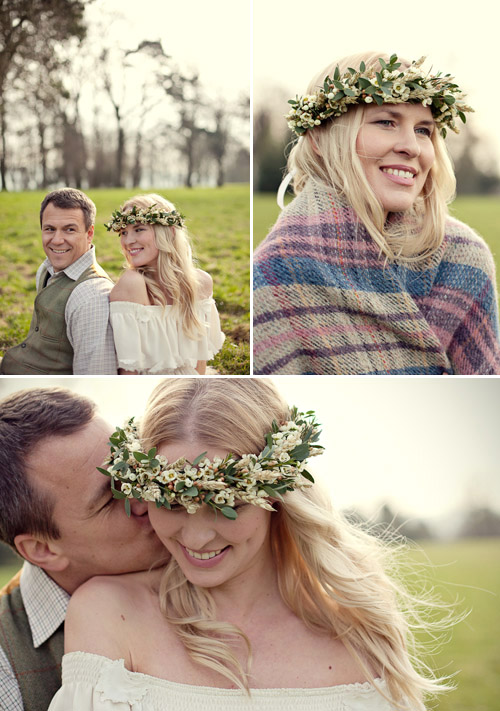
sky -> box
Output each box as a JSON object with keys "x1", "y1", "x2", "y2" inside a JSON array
[
  {"x1": 1, "y1": 376, "x2": 499, "y2": 530},
  {"x1": 87, "y1": 0, "x2": 251, "y2": 103},
  {"x1": 254, "y1": 0, "x2": 500, "y2": 167}
]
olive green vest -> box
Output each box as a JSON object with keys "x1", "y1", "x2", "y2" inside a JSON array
[
  {"x1": 1, "y1": 261, "x2": 112, "y2": 375},
  {"x1": 0, "y1": 578, "x2": 64, "y2": 711}
]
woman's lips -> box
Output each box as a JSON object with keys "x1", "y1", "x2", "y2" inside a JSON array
[
  {"x1": 380, "y1": 167, "x2": 416, "y2": 186},
  {"x1": 179, "y1": 543, "x2": 230, "y2": 568}
]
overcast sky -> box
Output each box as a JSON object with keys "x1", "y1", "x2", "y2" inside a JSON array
[
  {"x1": 87, "y1": 0, "x2": 250, "y2": 102},
  {"x1": 254, "y1": 0, "x2": 500, "y2": 166},
  {"x1": 1, "y1": 376, "x2": 498, "y2": 528}
]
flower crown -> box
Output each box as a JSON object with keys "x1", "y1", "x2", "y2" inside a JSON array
[
  {"x1": 286, "y1": 55, "x2": 473, "y2": 138},
  {"x1": 97, "y1": 407, "x2": 324, "y2": 520},
  {"x1": 105, "y1": 203, "x2": 185, "y2": 232}
]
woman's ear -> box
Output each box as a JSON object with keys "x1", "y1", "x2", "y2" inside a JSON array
[
  {"x1": 307, "y1": 131, "x2": 321, "y2": 156},
  {"x1": 14, "y1": 534, "x2": 70, "y2": 573}
]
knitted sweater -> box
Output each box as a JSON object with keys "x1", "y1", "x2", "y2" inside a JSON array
[{"x1": 253, "y1": 181, "x2": 500, "y2": 375}]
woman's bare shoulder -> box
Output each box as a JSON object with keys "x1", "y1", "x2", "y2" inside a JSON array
[
  {"x1": 196, "y1": 269, "x2": 213, "y2": 299},
  {"x1": 110, "y1": 269, "x2": 150, "y2": 305},
  {"x1": 65, "y1": 570, "x2": 160, "y2": 657}
]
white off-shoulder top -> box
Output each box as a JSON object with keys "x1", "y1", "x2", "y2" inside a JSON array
[
  {"x1": 48, "y1": 652, "x2": 398, "y2": 711},
  {"x1": 109, "y1": 298, "x2": 225, "y2": 374}
]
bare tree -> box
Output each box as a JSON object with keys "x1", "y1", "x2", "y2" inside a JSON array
[{"x1": 0, "y1": 0, "x2": 87, "y2": 189}]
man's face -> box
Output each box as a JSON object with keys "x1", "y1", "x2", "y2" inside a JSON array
[
  {"x1": 25, "y1": 417, "x2": 168, "y2": 591},
  {"x1": 41, "y1": 204, "x2": 94, "y2": 272}
]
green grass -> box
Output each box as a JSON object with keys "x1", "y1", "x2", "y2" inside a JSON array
[
  {"x1": 412, "y1": 538, "x2": 500, "y2": 711},
  {"x1": 253, "y1": 193, "x2": 500, "y2": 299},
  {"x1": 0, "y1": 538, "x2": 497, "y2": 708},
  {"x1": 0, "y1": 185, "x2": 250, "y2": 374}
]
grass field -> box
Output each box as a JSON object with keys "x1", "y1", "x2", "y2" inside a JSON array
[
  {"x1": 0, "y1": 184, "x2": 250, "y2": 374},
  {"x1": 253, "y1": 193, "x2": 500, "y2": 299},
  {"x1": 0, "y1": 537, "x2": 498, "y2": 708}
]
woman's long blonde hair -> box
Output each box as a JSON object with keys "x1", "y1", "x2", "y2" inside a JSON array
[
  {"x1": 141, "y1": 378, "x2": 455, "y2": 707},
  {"x1": 288, "y1": 52, "x2": 457, "y2": 262},
  {"x1": 120, "y1": 193, "x2": 204, "y2": 338}
]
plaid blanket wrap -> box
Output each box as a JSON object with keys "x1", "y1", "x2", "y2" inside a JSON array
[{"x1": 253, "y1": 181, "x2": 500, "y2": 375}]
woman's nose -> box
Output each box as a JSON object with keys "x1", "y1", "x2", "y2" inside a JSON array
[
  {"x1": 394, "y1": 128, "x2": 420, "y2": 157},
  {"x1": 179, "y1": 508, "x2": 218, "y2": 550}
]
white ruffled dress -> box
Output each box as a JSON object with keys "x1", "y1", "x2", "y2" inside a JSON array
[
  {"x1": 48, "y1": 652, "x2": 398, "y2": 711},
  {"x1": 110, "y1": 298, "x2": 225, "y2": 374}
]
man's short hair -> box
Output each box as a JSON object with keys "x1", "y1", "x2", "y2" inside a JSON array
[
  {"x1": 39, "y1": 188, "x2": 97, "y2": 231},
  {"x1": 0, "y1": 388, "x2": 96, "y2": 549}
]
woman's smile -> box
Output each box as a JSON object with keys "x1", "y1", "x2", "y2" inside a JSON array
[{"x1": 180, "y1": 543, "x2": 232, "y2": 568}]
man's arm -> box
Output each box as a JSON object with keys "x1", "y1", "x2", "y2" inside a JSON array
[
  {"x1": 65, "y1": 279, "x2": 118, "y2": 375},
  {"x1": 0, "y1": 644, "x2": 24, "y2": 711}
]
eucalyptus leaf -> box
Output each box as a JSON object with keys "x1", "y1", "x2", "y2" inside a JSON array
[
  {"x1": 124, "y1": 498, "x2": 131, "y2": 517},
  {"x1": 192, "y1": 451, "x2": 208, "y2": 467},
  {"x1": 184, "y1": 486, "x2": 199, "y2": 497},
  {"x1": 221, "y1": 507, "x2": 238, "y2": 520}
]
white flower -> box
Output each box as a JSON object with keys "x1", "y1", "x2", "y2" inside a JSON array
[
  {"x1": 121, "y1": 483, "x2": 132, "y2": 495},
  {"x1": 364, "y1": 96, "x2": 373, "y2": 103}
]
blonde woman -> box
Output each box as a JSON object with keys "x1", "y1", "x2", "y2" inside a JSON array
[
  {"x1": 106, "y1": 194, "x2": 224, "y2": 374},
  {"x1": 49, "y1": 379, "x2": 452, "y2": 710},
  {"x1": 253, "y1": 53, "x2": 500, "y2": 375}
]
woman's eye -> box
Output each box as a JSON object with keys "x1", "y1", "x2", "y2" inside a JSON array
[
  {"x1": 375, "y1": 120, "x2": 394, "y2": 127},
  {"x1": 416, "y1": 127, "x2": 432, "y2": 137}
]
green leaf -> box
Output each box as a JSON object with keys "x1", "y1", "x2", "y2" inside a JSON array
[
  {"x1": 358, "y1": 77, "x2": 371, "y2": 89},
  {"x1": 96, "y1": 467, "x2": 111, "y2": 477},
  {"x1": 360, "y1": 61, "x2": 366, "y2": 72},
  {"x1": 444, "y1": 95, "x2": 455, "y2": 105},
  {"x1": 124, "y1": 498, "x2": 131, "y2": 517},
  {"x1": 343, "y1": 88, "x2": 355, "y2": 97},
  {"x1": 263, "y1": 485, "x2": 284, "y2": 500},
  {"x1": 266, "y1": 433, "x2": 273, "y2": 448},
  {"x1": 332, "y1": 91, "x2": 344, "y2": 102},
  {"x1": 373, "y1": 94, "x2": 384, "y2": 105},
  {"x1": 221, "y1": 507, "x2": 238, "y2": 520},
  {"x1": 133, "y1": 451, "x2": 148, "y2": 462},
  {"x1": 175, "y1": 481, "x2": 185, "y2": 492},
  {"x1": 150, "y1": 459, "x2": 159, "y2": 468},
  {"x1": 204, "y1": 492, "x2": 214, "y2": 503},
  {"x1": 192, "y1": 451, "x2": 208, "y2": 467},
  {"x1": 184, "y1": 486, "x2": 199, "y2": 497},
  {"x1": 147, "y1": 448, "x2": 157, "y2": 458},
  {"x1": 301, "y1": 470, "x2": 315, "y2": 483},
  {"x1": 333, "y1": 66, "x2": 340, "y2": 81},
  {"x1": 290, "y1": 443, "x2": 310, "y2": 460}
]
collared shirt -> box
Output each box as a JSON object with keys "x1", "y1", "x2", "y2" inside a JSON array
[
  {"x1": 0, "y1": 562, "x2": 69, "y2": 711},
  {"x1": 36, "y1": 246, "x2": 118, "y2": 375}
]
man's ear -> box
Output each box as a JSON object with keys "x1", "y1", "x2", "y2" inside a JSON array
[
  {"x1": 14, "y1": 534, "x2": 70, "y2": 573},
  {"x1": 87, "y1": 224, "x2": 95, "y2": 245}
]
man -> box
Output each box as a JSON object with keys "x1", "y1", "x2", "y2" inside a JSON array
[
  {"x1": 0, "y1": 188, "x2": 117, "y2": 374},
  {"x1": 0, "y1": 387, "x2": 168, "y2": 710}
]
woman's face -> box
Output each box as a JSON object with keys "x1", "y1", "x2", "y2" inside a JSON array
[
  {"x1": 147, "y1": 441, "x2": 273, "y2": 589},
  {"x1": 120, "y1": 222, "x2": 159, "y2": 268},
  {"x1": 355, "y1": 103, "x2": 436, "y2": 216}
]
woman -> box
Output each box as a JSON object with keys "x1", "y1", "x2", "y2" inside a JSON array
[
  {"x1": 253, "y1": 53, "x2": 500, "y2": 375},
  {"x1": 49, "y1": 379, "x2": 452, "y2": 710},
  {"x1": 105, "y1": 194, "x2": 224, "y2": 374}
]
